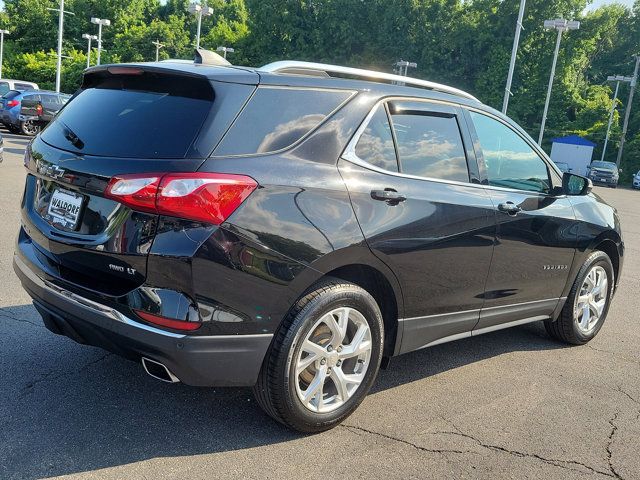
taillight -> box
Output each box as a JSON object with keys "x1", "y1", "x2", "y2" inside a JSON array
[
  {"x1": 7, "y1": 100, "x2": 19, "y2": 108},
  {"x1": 105, "y1": 173, "x2": 258, "y2": 225},
  {"x1": 36, "y1": 103, "x2": 43, "y2": 116},
  {"x1": 134, "y1": 310, "x2": 202, "y2": 331}
]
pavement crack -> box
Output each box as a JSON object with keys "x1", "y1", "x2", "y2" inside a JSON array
[
  {"x1": 441, "y1": 423, "x2": 615, "y2": 477},
  {"x1": 340, "y1": 424, "x2": 476, "y2": 456},
  {"x1": 606, "y1": 412, "x2": 624, "y2": 480},
  {"x1": 19, "y1": 352, "x2": 113, "y2": 398},
  {"x1": 0, "y1": 311, "x2": 44, "y2": 329}
]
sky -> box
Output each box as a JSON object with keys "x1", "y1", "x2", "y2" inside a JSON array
[{"x1": 585, "y1": 0, "x2": 635, "y2": 11}]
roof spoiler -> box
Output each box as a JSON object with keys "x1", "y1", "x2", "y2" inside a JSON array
[{"x1": 194, "y1": 48, "x2": 231, "y2": 67}]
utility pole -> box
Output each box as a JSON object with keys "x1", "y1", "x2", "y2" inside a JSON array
[
  {"x1": 91, "y1": 17, "x2": 111, "y2": 65},
  {"x1": 152, "y1": 40, "x2": 165, "y2": 62},
  {"x1": 0, "y1": 30, "x2": 9, "y2": 79},
  {"x1": 616, "y1": 55, "x2": 640, "y2": 167},
  {"x1": 502, "y1": 0, "x2": 526, "y2": 114},
  {"x1": 188, "y1": 2, "x2": 213, "y2": 50},
  {"x1": 602, "y1": 75, "x2": 632, "y2": 162},
  {"x1": 538, "y1": 19, "x2": 580, "y2": 146},
  {"x1": 48, "y1": 1, "x2": 75, "y2": 93},
  {"x1": 82, "y1": 33, "x2": 97, "y2": 68}
]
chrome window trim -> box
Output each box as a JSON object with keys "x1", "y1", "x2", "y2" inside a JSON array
[{"x1": 342, "y1": 96, "x2": 567, "y2": 199}]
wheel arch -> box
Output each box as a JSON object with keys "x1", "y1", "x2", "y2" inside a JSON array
[{"x1": 287, "y1": 247, "x2": 405, "y2": 357}]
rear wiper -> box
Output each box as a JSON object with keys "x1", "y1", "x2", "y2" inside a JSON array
[{"x1": 60, "y1": 121, "x2": 84, "y2": 149}]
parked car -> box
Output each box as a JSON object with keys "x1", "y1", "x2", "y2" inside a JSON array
[
  {"x1": 0, "y1": 79, "x2": 39, "y2": 96},
  {"x1": 0, "y1": 131, "x2": 3, "y2": 163},
  {"x1": 13, "y1": 58, "x2": 624, "y2": 433},
  {"x1": 554, "y1": 161, "x2": 571, "y2": 173},
  {"x1": 18, "y1": 92, "x2": 71, "y2": 135},
  {"x1": 588, "y1": 160, "x2": 619, "y2": 188},
  {"x1": 632, "y1": 171, "x2": 640, "y2": 189},
  {"x1": 0, "y1": 90, "x2": 64, "y2": 135}
]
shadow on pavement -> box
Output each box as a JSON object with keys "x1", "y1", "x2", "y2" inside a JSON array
[{"x1": 0, "y1": 303, "x2": 566, "y2": 479}]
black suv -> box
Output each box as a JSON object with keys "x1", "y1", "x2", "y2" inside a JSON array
[{"x1": 13, "y1": 57, "x2": 623, "y2": 433}]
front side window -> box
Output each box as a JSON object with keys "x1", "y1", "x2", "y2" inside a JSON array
[
  {"x1": 215, "y1": 87, "x2": 353, "y2": 156},
  {"x1": 390, "y1": 110, "x2": 469, "y2": 182},
  {"x1": 470, "y1": 111, "x2": 550, "y2": 193},
  {"x1": 354, "y1": 106, "x2": 398, "y2": 172}
]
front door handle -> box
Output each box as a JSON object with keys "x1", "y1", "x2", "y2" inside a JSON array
[
  {"x1": 371, "y1": 189, "x2": 407, "y2": 206},
  {"x1": 497, "y1": 201, "x2": 522, "y2": 216}
]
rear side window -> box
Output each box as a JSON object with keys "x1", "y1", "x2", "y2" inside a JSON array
[
  {"x1": 15, "y1": 83, "x2": 34, "y2": 91},
  {"x1": 214, "y1": 87, "x2": 353, "y2": 156},
  {"x1": 390, "y1": 111, "x2": 469, "y2": 182},
  {"x1": 354, "y1": 106, "x2": 398, "y2": 172},
  {"x1": 41, "y1": 72, "x2": 214, "y2": 158},
  {"x1": 0, "y1": 82, "x2": 9, "y2": 95}
]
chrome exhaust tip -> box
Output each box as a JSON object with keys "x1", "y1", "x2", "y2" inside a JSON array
[{"x1": 141, "y1": 357, "x2": 180, "y2": 383}]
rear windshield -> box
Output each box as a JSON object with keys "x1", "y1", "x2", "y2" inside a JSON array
[
  {"x1": 3, "y1": 90, "x2": 21, "y2": 100},
  {"x1": 41, "y1": 71, "x2": 214, "y2": 158}
]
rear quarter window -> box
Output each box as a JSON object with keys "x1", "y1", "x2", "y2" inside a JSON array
[{"x1": 214, "y1": 87, "x2": 354, "y2": 156}]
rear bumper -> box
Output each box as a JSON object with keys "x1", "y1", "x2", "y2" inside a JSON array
[{"x1": 13, "y1": 254, "x2": 272, "y2": 387}]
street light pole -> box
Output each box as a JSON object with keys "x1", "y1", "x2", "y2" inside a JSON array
[
  {"x1": 0, "y1": 30, "x2": 9, "y2": 79},
  {"x1": 152, "y1": 40, "x2": 165, "y2": 62},
  {"x1": 538, "y1": 19, "x2": 580, "y2": 146},
  {"x1": 602, "y1": 80, "x2": 621, "y2": 162},
  {"x1": 502, "y1": 0, "x2": 527, "y2": 114},
  {"x1": 616, "y1": 55, "x2": 640, "y2": 167},
  {"x1": 91, "y1": 17, "x2": 111, "y2": 66},
  {"x1": 82, "y1": 33, "x2": 97, "y2": 68},
  {"x1": 188, "y1": 3, "x2": 213, "y2": 50},
  {"x1": 601, "y1": 75, "x2": 633, "y2": 162}
]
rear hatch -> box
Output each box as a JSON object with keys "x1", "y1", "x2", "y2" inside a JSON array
[
  {"x1": 20, "y1": 96, "x2": 42, "y2": 118},
  {"x1": 21, "y1": 64, "x2": 257, "y2": 296}
]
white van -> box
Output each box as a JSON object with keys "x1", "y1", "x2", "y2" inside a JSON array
[{"x1": 0, "y1": 79, "x2": 39, "y2": 95}]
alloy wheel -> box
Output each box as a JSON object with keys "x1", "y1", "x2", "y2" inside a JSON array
[
  {"x1": 294, "y1": 307, "x2": 372, "y2": 413},
  {"x1": 574, "y1": 265, "x2": 608, "y2": 334}
]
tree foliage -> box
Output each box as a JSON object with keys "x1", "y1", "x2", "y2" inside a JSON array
[{"x1": 0, "y1": 0, "x2": 638, "y2": 179}]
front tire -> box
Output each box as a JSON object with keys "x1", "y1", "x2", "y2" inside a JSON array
[
  {"x1": 253, "y1": 279, "x2": 384, "y2": 433},
  {"x1": 545, "y1": 251, "x2": 614, "y2": 345}
]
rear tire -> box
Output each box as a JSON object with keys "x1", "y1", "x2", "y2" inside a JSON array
[
  {"x1": 20, "y1": 120, "x2": 40, "y2": 136},
  {"x1": 545, "y1": 251, "x2": 614, "y2": 345},
  {"x1": 253, "y1": 278, "x2": 384, "y2": 433}
]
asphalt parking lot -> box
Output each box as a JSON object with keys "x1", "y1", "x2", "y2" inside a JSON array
[{"x1": 0, "y1": 130, "x2": 638, "y2": 480}]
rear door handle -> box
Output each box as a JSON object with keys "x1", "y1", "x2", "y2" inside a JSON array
[
  {"x1": 497, "y1": 202, "x2": 522, "y2": 216},
  {"x1": 371, "y1": 189, "x2": 406, "y2": 205}
]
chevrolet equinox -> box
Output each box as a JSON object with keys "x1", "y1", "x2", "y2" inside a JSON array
[{"x1": 13, "y1": 55, "x2": 624, "y2": 432}]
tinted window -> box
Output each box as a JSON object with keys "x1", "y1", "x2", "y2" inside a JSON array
[
  {"x1": 390, "y1": 112, "x2": 468, "y2": 182},
  {"x1": 215, "y1": 87, "x2": 352, "y2": 156},
  {"x1": 41, "y1": 95, "x2": 58, "y2": 106},
  {"x1": 0, "y1": 82, "x2": 9, "y2": 95},
  {"x1": 15, "y1": 83, "x2": 35, "y2": 91},
  {"x1": 41, "y1": 74, "x2": 213, "y2": 158},
  {"x1": 355, "y1": 106, "x2": 398, "y2": 172},
  {"x1": 470, "y1": 111, "x2": 550, "y2": 193},
  {"x1": 3, "y1": 90, "x2": 21, "y2": 100}
]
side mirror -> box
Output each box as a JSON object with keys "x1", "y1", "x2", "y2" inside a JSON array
[{"x1": 563, "y1": 172, "x2": 592, "y2": 196}]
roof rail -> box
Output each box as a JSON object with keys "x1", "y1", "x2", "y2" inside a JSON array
[{"x1": 260, "y1": 61, "x2": 479, "y2": 102}]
